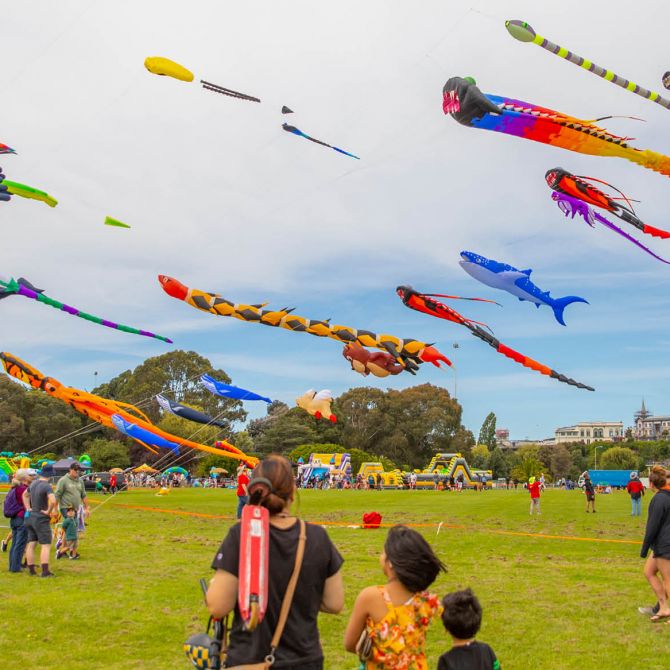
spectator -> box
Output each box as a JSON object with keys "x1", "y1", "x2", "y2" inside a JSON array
[
  {"x1": 583, "y1": 473, "x2": 596, "y2": 513},
  {"x1": 235, "y1": 464, "x2": 250, "y2": 519},
  {"x1": 344, "y1": 525, "x2": 445, "y2": 668},
  {"x1": 55, "y1": 462, "x2": 90, "y2": 527},
  {"x1": 438, "y1": 588, "x2": 500, "y2": 670},
  {"x1": 529, "y1": 476, "x2": 541, "y2": 515},
  {"x1": 207, "y1": 454, "x2": 344, "y2": 669},
  {"x1": 641, "y1": 465, "x2": 670, "y2": 622},
  {"x1": 434, "y1": 472, "x2": 441, "y2": 491},
  {"x1": 5, "y1": 468, "x2": 34, "y2": 573},
  {"x1": 109, "y1": 472, "x2": 118, "y2": 494},
  {"x1": 56, "y1": 507, "x2": 79, "y2": 560},
  {"x1": 24, "y1": 470, "x2": 58, "y2": 577},
  {"x1": 626, "y1": 473, "x2": 645, "y2": 517}
]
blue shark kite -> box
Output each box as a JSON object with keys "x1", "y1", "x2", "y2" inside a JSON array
[
  {"x1": 111, "y1": 414, "x2": 181, "y2": 454},
  {"x1": 155, "y1": 394, "x2": 229, "y2": 428},
  {"x1": 459, "y1": 251, "x2": 588, "y2": 326},
  {"x1": 200, "y1": 375, "x2": 272, "y2": 403}
]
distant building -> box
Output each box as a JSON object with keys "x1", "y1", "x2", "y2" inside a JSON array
[
  {"x1": 555, "y1": 421, "x2": 623, "y2": 445},
  {"x1": 495, "y1": 428, "x2": 509, "y2": 441},
  {"x1": 635, "y1": 400, "x2": 670, "y2": 439}
]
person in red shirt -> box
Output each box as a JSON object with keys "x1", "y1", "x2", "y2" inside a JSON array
[
  {"x1": 529, "y1": 476, "x2": 541, "y2": 515},
  {"x1": 236, "y1": 465, "x2": 250, "y2": 519},
  {"x1": 626, "y1": 472, "x2": 645, "y2": 517}
]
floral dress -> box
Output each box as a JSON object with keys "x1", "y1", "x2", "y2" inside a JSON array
[{"x1": 364, "y1": 587, "x2": 442, "y2": 670}]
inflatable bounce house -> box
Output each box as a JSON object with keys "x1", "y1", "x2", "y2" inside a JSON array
[
  {"x1": 416, "y1": 453, "x2": 492, "y2": 489},
  {"x1": 299, "y1": 452, "x2": 351, "y2": 485},
  {"x1": 0, "y1": 452, "x2": 32, "y2": 483},
  {"x1": 358, "y1": 462, "x2": 404, "y2": 488}
]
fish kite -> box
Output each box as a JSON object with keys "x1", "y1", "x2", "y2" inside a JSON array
[
  {"x1": 0, "y1": 144, "x2": 15, "y2": 155},
  {"x1": 551, "y1": 191, "x2": 670, "y2": 265},
  {"x1": 442, "y1": 76, "x2": 670, "y2": 178},
  {"x1": 3, "y1": 180, "x2": 57, "y2": 207},
  {"x1": 0, "y1": 276, "x2": 173, "y2": 343},
  {"x1": 0, "y1": 166, "x2": 9, "y2": 202},
  {"x1": 156, "y1": 393, "x2": 229, "y2": 428},
  {"x1": 0, "y1": 352, "x2": 257, "y2": 465},
  {"x1": 104, "y1": 216, "x2": 131, "y2": 229},
  {"x1": 396, "y1": 285, "x2": 594, "y2": 391},
  {"x1": 663, "y1": 72, "x2": 670, "y2": 92},
  {"x1": 200, "y1": 375, "x2": 272, "y2": 404},
  {"x1": 296, "y1": 389, "x2": 336, "y2": 422},
  {"x1": 546, "y1": 167, "x2": 670, "y2": 240},
  {"x1": 159, "y1": 275, "x2": 450, "y2": 374},
  {"x1": 506, "y1": 20, "x2": 670, "y2": 112},
  {"x1": 342, "y1": 343, "x2": 405, "y2": 378},
  {"x1": 282, "y1": 123, "x2": 360, "y2": 159},
  {"x1": 459, "y1": 251, "x2": 588, "y2": 326}
]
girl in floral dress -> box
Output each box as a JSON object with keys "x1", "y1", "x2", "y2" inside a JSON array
[{"x1": 345, "y1": 525, "x2": 446, "y2": 669}]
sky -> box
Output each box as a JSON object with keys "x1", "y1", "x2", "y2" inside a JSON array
[{"x1": 1, "y1": 0, "x2": 669, "y2": 441}]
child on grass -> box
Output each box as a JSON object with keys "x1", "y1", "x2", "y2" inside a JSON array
[
  {"x1": 57, "y1": 507, "x2": 79, "y2": 559},
  {"x1": 438, "y1": 588, "x2": 500, "y2": 670}
]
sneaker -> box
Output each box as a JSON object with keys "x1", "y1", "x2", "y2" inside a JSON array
[
  {"x1": 56, "y1": 551, "x2": 64, "y2": 560},
  {"x1": 40, "y1": 572, "x2": 56, "y2": 578},
  {"x1": 0, "y1": 539, "x2": 7, "y2": 552},
  {"x1": 70, "y1": 554, "x2": 80, "y2": 560},
  {"x1": 638, "y1": 606, "x2": 658, "y2": 616}
]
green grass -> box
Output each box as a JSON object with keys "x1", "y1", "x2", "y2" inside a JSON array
[{"x1": 1, "y1": 488, "x2": 664, "y2": 669}]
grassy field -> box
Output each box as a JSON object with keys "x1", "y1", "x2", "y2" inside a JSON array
[{"x1": 1, "y1": 487, "x2": 665, "y2": 669}]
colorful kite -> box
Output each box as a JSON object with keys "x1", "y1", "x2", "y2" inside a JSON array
[
  {"x1": 396, "y1": 286, "x2": 594, "y2": 391},
  {"x1": 296, "y1": 389, "x2": 336, "y2": 422},
  {"x1": 282, "y1": 123, "x2": 360, "y2": 159},
  {"x1": 0, "y1": 167, "x2": 9, "y2": 203},
  {"x1": 200, "y1": 375, "x2": 272, "y2": 403},
  {"x1": 442, "y1": 76, "x2": 670, "y2": 178},
  {"x1": 506, "y1": 20, "x2": 670, "y2": 112},
  {"x1": 551, "y1": 191, "x2": 670, "y2": 265},
  {"x1": 104, "y1": 216, "x2": 131, "y2": 229},
  {"x1": 0, "y1": 144, "x2": 15, "y2": 155},
  {"x1": 342, "y1": 343, "x2": 406, "y2": 378},
  {"x1": 546, "y1": 167, "x2": 670, "y2": 240},
  {"x1": 156, "y1": 394, "x2": 229, "y2": 428},
  {"x1": 0, "y1": 276, "x2": 173, "y2": 343},
  {"x1": 3, "y1": 180, "x2": 57, "y2": 207},
  {"x1": 0, "y1": 352, "x2": 257, "y2": 465},
  {"x1": 158, "y1": 275, "x2": 450, "y2": 374}
]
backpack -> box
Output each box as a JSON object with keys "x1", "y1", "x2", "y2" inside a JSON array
[{"x1": 3, "y1": 487, "x2": 24, "y2": 519}]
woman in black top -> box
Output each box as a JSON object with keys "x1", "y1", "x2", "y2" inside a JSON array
[
  {"x1": 641, "y1": 465, "x2": 670, "y2": 622},
  {"x1": 207, "y1": 455, "x2": 344, "y2": 668}
]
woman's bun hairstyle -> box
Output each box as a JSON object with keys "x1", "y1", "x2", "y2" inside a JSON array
[{"x1": 248, "y1": 455, "x2": 295, "y2": 515}]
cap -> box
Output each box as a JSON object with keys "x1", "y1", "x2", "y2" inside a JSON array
[
  {"x1": 26, "y1": 468, "x2": 38, "y2": 476},
  {"x1": 69, "y1": 462, "x2": 82, "y2": 471}
]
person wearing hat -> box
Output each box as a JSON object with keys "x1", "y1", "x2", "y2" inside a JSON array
[
  {"x1": 626, "y1": 472, "x2": 645, "y2": 517},
  {"x1": 55, "y1": 462, "x2": 89, "y2": 529},
  {"x1": 528, "y1": 476, "x2": 541, "y2": 515}
]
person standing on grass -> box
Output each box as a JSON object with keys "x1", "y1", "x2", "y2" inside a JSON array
[
  {"x1": 640, "y1": 465, "x2": 670, "y2": 622},
  {"x1": 528, "y1": 476, "x2": 541, "y2": 515},
  {"x1": 109, "y1": 472, "x2": 118, "y2": 494},
  {"x1": 24, "y1": 470, "x2": 58, "y2": 577},
  {"x1": 5, "y1": 468, "x2": 34, "y2": 573},
  {"x1": 55, "y1": 462, "x2": 90, "y2": 530},
  {"x1": 583, "y1": 472, "x2": 596, "y2": 513},
  {"x1": 235, "y1": 464, "x2": 249, "y2": 519},
  {"x1": 627, "y1": 473, "x2": 645, "y2": 517}
]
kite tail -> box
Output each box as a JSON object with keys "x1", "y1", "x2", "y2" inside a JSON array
[
  {"x1": 624, "y1": 146, "x2": 670, "y2": 178},
  {"x1": 642, "y1": 223, "x2": 670, "y2": 240},
  {"x1": 551, "y1": 296, "x2": 589, "y2": 327},
  {"x1": 419, "y1": 346, "x2": 452, "y2": 368}
]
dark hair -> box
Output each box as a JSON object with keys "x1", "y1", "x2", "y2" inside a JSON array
[
  {"x1": 441, "y1": 588, "x2": 482, "y2": 639},
  {"x1": 248, "y1": 455, "x2": 295, "y2": 515},
  {"x1": 384, "y1": 525, "x2": 446, "y2": 592},
  {"x1": 650, "y1": 465, "x2": 667, "y2": 489}
]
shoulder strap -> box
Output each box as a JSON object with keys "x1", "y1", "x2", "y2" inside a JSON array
[{"x1": 266, "y1": 519, "x2": 307, "y2": 665}]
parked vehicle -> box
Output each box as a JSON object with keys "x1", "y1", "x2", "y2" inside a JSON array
[{"x1": 81, "y1": 471, "x2": 127, "y2": 493}]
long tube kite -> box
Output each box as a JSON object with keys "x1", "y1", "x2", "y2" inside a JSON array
[
  {"x1": 396, "y1": 286, "x2": 594, "y2": 391},
  {"x1": 0, "y1": 352, "x2": 257, "y2": 465},
  {"x1": 442, "y1": 76, "x2": 670, "y2": 178},
  {"x1": 0, "y1": 166, "x2": 9, "y2": 203},
  {"x1": 282, "y1": 123, "x2": 360, "y2": 160},
  {"x1": 3, "y1": 180, "x2": 57, "y2": 207},
  {"x1": 201, "y1": 375, "x2": 272, "y2": 404},
  {"x1": 505, "y1": 20, "x2": 670, "y2": 112},
  {"x1": 158, "y1": 275, "x2": 450, "y2": 374},
  {"x1": 156, "y1": 393, "x2": 229, "y2": 428},
  {"x1": 0, "y1": 276, "x2": 173, "y2": 344},
  {"x1": 546, "y1": 167, "x2": 670, "y2": 240}
]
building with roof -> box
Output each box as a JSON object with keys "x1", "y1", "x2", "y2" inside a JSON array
[
  {"x1": 634, "y1": 400, "x2": 670, "y2": 439},
  {"x1": 555, "y1": 421, "x2": 623, "y2": 445}
]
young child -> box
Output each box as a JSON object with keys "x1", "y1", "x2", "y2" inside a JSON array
[
  {"x1": 344, "y1": 525, "x2": 446, "y2": 669},
  {"x1": 438, "y1": 588, "x2": 500, "y2": 670},
  {"x1": 57, "y1": 507, "x2": 80, "y2": 559},
  {"x1": 528, "y1": 476, "x2": 541, "y2": 515}
]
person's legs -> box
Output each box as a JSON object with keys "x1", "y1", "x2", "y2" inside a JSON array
[
  {"x1": 633, "y1": 497, "x2": 641, "y2": 516},
  {"x1": 645, "y1": 556, "x2": 670, "y2": 617},
  {"x1": 8, "y1": 517, "x2": 27, "y2": 572},
  {"x1": 25, "y1": 541, "x2": 37, "y2": 574},
  {"x1": 654, "y1": 558, "x2": 670, "y2": 616},
  {"x1": 236, "y1": 495, "x2": 248, "y2": 519}
]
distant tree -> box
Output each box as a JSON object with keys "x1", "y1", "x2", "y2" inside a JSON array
[
  {"x1": 194, "y1": 453, "x2": 242, "y2": 477},
  {"x1": 488, "y1": 447, "x2": 511, "y2": 479},
  {"x1": 477, "y1": 412, "x2": 497, "y2": 450},
  {"x1": 511, "y1": 445, "x2": 542, "y2": 482},
  {"x1": 233, "y1": 431, "x2": 254, "y2": 454},
  {"x1": 550, "y1": 444, "x2": 573, "y2": 479},
  {"x1": 600, "y1": 446, "x2": 638, "y2": 470},
  {"x1": 347, "y1": 448, "x2": 386, "y2": 476},
  {"x1": 625, "y1": 427, "x2": 634, "y2": 442},
  {"x1": 471, "y1": 444, "x2": 490, "y2": 469},
  {"x1": 85, "y1": 438, "x2": 130, "y2": 471}
]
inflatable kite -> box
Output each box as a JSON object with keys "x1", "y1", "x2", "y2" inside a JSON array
[
  {"x1": 443, "y1": 76, "x2": 670, "y2": 178},
  {"x1": 0, "y1": 144, "x2": 15, "y2": 155},
  {"x1": 104, "y1": 216, "x2": 130, "y2": 229},
  {"x1": 156, "y1": 394, "x2": 229, "y2": 428},
  {"x1": 296, "y1": 389, "x2": 336, "y2": 422},
  {"x1": 3, "y1": 180, "x2": 57, "y2": 207},
  {"x1": 200, "y1": 375, "x2": 272, "y2": 403},
  {"x1": 0, "y1": 166, "x2": 9, "y2": 202},
  {"x1": 342, "y1": 343, "x2": 405, "y2": 378},
  {"x1": 546, "y1": 167, "x2": 670, "y2": 240},
  {"x1": 663, "y1": 72, "x2": 670, "y2": 92},
  {"x1": 158, "y1": 275, "x2": 450, "y2": 374},
  {"x1": 551, "y1": 191, "x2": 670, "y2": 265},
  {"x1": 459, "y1": 251, "x2": 588, "y2": 326},
  {"x1": 506, "y1": 20, "x2": 670, "y2": 112},
  {"x1": 0, "y1": 353, "x2": 256, "y2": 465},
  {"x1": 0, "y1": 276, "x2": 173, "y2": 343},
  {"x1": 396, "y1": 286, "x2": 594, "y2": 391},
  {"x1": 282, "y1": 123, "x2": 360, "y2": 159}
]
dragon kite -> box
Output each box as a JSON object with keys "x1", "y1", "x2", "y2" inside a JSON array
[
  {"x1": 0, "y1": 353, "x2": 257, "y2": 465},
  {"x1": 158, "y1": 275, "x2": 450, "y2": 375},
  {"x1": 443, "y1": 76, "x2": 670, "y2": 178},
  {"x1": 396, "y1": 286, "x2": 594, "y2": 391}
]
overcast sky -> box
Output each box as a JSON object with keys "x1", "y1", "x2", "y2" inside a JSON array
[{"x1": 2, "y1": 0, "x2": 669, "y2": 440}]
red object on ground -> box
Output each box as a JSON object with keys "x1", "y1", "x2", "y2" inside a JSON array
[{"x1": 362, "y1": 511, "x2": 382, "y2": 529}]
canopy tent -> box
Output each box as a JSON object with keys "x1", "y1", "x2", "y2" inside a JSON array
[
  {"x1": 209, "y1": 467, "x2": 228, "y2": 475},
  {"x1": 40, "y1": 457, "x2": 93, "y2": 478},
  {"x1": 132, "y1": 463, "x2": 158, "y2": 474},
  {"x1": 109, "y1": 467, "x2": 124, "y2": 474}
]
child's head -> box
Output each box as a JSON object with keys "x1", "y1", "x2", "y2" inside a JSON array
[
  {"x1": 66, "y1": 507, "x2": 75, "y2": 517},
  {"x1": 380, "y1": 525, "x2": 446, "y2": 592},
  {"x1": 441, "y1": 588, "x2": 482, "y2": 641}
]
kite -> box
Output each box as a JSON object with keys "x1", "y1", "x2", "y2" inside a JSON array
[
  {"x1": 442, "y1": 76, "x2": 670, "y2": 178},
  {"x1": 282, "y1": 123, "x2": 360, "y2": 159},
  {"x1": 0, "y1": 352, "x2": 257, "y2": 465},
  {"x1": 546, "y1": 167, "x2": 670, "y2": 240},
  {"x1": 158, "y1": 275, "x2": 450, "y2": 375},
  {"x1": 200, "y1": 375, "x2": 272, "y2": 403},
  {"x1": 156, "y1": 394, "x2": 229, "y2": 428},
  {"x1": 3, "y1": 180, "x2": 57, "y2": 207},
  {"x1": 0, "y1": 166, "x2": 9, "y2": 203},
  {"x1": 506, "y1": 20, "x2": 670, "y2": 112},
  {"x1": 104, "y1": 216, "x2": 131, "y2": 229},
  {"x1": 551, "y1": 191, "x2": 670, "y2": 265},
  {"x1": 342, "y1": 343, "x2": 405, "y2": 378},
  {"x1": 0, "y1": 276, "x2": 173, "y2": 343},
  {"x1": 0, "y1": 144, "x2": 15, "y2": 155},
  {"x1": 459, "y1": 251, "x2": 588, "y2": 326},
  {"x1": 296, "y1": 389, "x2": 336, "y2": 422},
  {"x1": 396, "y1": 285, "x2": 594, "y2": 391},
  {"x1": 663, "y1": 72, "x2": 670, "y2": 92}
]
